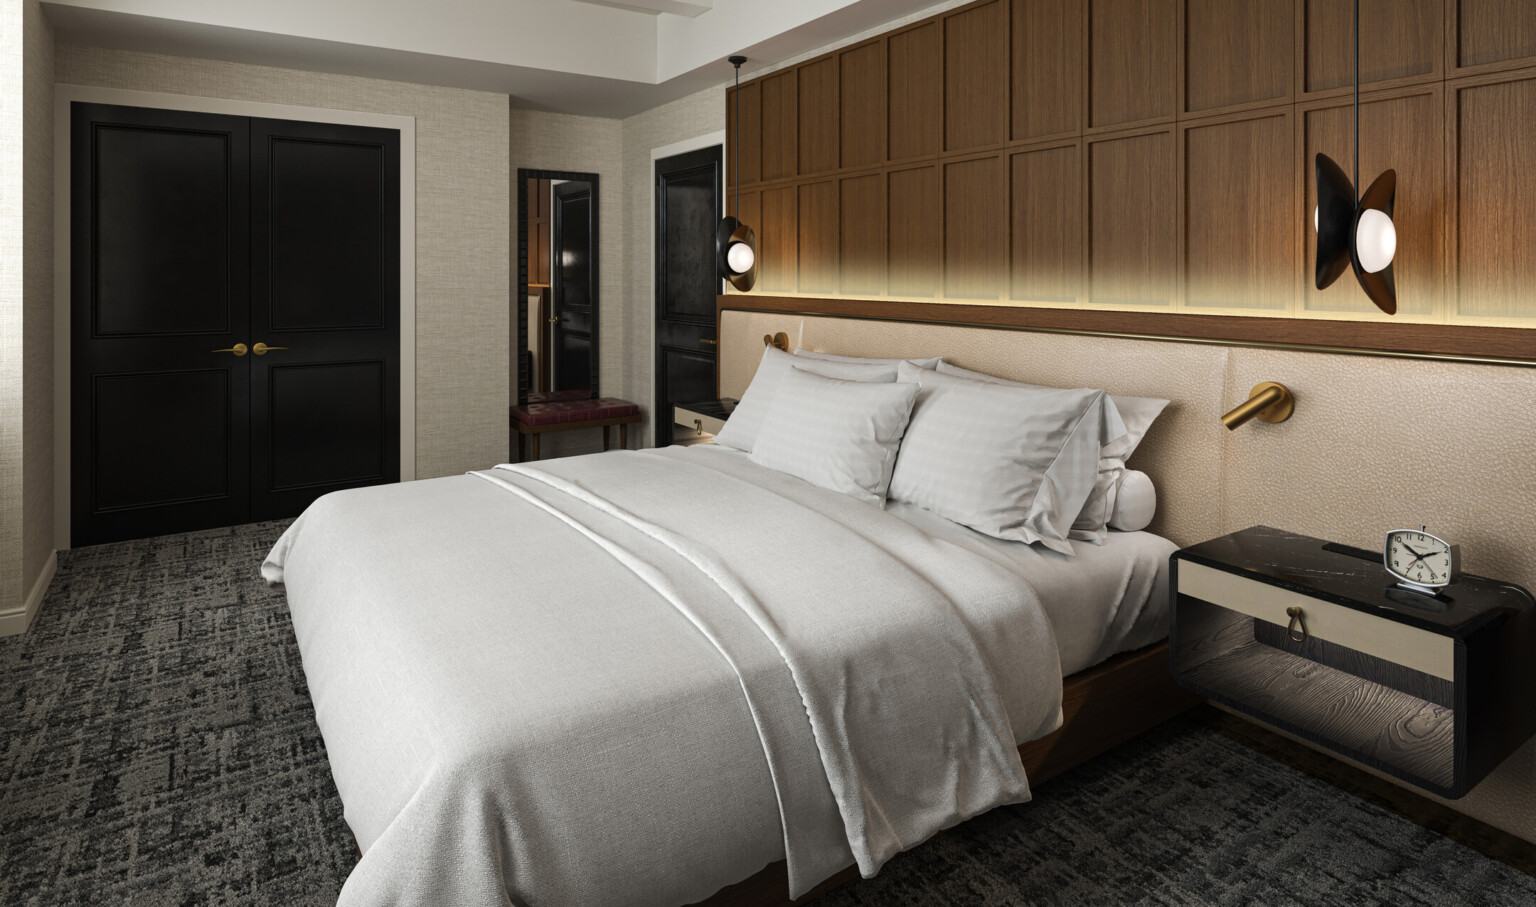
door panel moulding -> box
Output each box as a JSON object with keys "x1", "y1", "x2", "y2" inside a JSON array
[{"x1": 53, "y1": 83, "x2": 417, "y2": 550}]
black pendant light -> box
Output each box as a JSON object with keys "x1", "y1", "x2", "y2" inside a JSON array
[
  {"x1": 717, "y1": 55, "x2": 757, "y2": 292},
  {"x1": 1313, "y1": 0, "x2": 1398, "y2": 314}
]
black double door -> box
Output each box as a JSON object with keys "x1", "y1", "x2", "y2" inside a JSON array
[
  {"x1": 71, "y1": 103, "x2": 400, "y2": 546},
  {"x1": 654, "y1": 146, "x2": 723, "y2": 445}
]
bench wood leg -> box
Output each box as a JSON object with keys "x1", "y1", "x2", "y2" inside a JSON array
[
  {"x1": 603, "y1": 426, "x2": 611, "y2": 452},
  {"x1": 620, "y1": 424, "x2": 628, "y2": 450},
  {"x1": 516, "y1": 430, "x2": 524, "y2": 462},
  {"x1": 530, "y1": 434, "x2": 540, "y2": 461}
]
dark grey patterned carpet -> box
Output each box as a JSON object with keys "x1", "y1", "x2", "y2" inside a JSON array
[{"x1": 2, "y1": 521, "x2": 1533, "y2": 906}]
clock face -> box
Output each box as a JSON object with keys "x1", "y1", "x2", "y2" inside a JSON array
[{"x1": 1385, "y1": 530, "x2": 1457, "y2": 588}]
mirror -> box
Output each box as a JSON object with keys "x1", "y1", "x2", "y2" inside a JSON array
[{"x1": 517, "y1": 169, "x2": 599, "y2": 404}]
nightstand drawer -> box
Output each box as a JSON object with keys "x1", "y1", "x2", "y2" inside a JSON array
[
  {"x1": 674, "y1": 406, "x2": 726, "y2": 436},
  {"x1": 1178, "y1": 561, "x2": 1454, "y2": 681}
]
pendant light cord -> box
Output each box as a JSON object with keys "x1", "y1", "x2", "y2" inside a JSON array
[
  {"x1": 1353, "y1": 0, "x2": 1359, "y2": 200},
  {"x1": 733, "y1": 59, "x2": 742, "y2": 220}
]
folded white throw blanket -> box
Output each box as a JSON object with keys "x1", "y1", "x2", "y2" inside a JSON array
[{"x1": 263, "y1": 446, "x2": 1064, "y2": 906}]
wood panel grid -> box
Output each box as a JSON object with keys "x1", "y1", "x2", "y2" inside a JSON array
[
  {"x1": 1447, "y1": 67, "x2": 1536, "y2": 322},
  {"x1": 798, "y1": 58, "x2": 839, "y2": 177},
  {"x1": 1012, "y1": 0, "x2": 1085, "y2": 144},
  {"x1": 1009, "y1": 140, "x2": 1084, "y2": 303},
  {"x1": 839, "y1": 41, "x2": 887, "y2": 169},
  {"x1": 1180, "y1": 109, "x2": 1298, "y2": 314},
  {"x1": 839, "y1": 171, "x2": 887, "y2": 296},
  {"x1": 1185, "y1": 0, "x2": 1294, "y2": 115},
  {"x1": 1087, "y1": 126, "x2": 1179, "y2": 307},
  {"x1": 943, "y1": 153, "x2": 1007, "y2": 299},
  {"x1": 944, "y1": 0, "x2": 1011, "y2": 152},
  {"x1": 1086, "y1": 0, "x2": 1184, "y2": 133},
  {"x1": 1300, "y1": 0, "x2": 1443, "y2": 100},
  {"x1": 1448, "y1": 0, "x2": 1536, "y2": 77},
  {"x1": 718, "y1": 0, "x2": 1536, "y2": 335}
]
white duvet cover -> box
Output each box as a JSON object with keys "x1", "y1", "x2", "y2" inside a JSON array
[{"x1": 263, "y1": 445, "x2": 1067, "y2": 906}]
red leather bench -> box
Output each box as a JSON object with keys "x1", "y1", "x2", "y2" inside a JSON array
[{"x1": 511, "y1": 395, "x2": 641, "y2": 461}]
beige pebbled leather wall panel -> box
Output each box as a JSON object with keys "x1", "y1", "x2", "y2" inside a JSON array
[{"x1": 719, "y1": 308, "x2": 1536, "y2": 843}]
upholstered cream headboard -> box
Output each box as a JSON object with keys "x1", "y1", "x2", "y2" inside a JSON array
[
  {"x1": 721, "y1": 307, "x2": 1536, "y2": 585},
  {"x1": 719, "y1": 301, "x2": 1536, "y2": 841}
]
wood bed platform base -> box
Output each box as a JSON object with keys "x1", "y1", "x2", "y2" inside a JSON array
[{"x1": 691, "y1": 640, "x2": 1199, "y2": 907}]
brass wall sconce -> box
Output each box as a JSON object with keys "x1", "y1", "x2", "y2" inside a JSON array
[
  {"x1": 1222, "y1": 382, "x2": 1295, "y2": 430},
  {"x1": 763, "y1": 332, "x2": 788, "y2": 351}
]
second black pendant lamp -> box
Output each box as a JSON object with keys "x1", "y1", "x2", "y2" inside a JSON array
[
  {"x1": 717, "y1": 55, "x2": 757, "y2": 292},
  {"x1": 1314, "y1": 0, "x2": 1399, "y2": 314}
]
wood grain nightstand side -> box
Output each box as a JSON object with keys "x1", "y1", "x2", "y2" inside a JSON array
[{"x1": 1170, "y1": 526, "x2": 1536, "y2": 799}]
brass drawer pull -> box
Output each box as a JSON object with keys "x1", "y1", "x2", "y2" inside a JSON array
[{"x1": 1286, "y1": 606, "x2": 1308, "y2": 643}]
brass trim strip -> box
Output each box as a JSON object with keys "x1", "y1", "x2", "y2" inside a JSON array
[{"x1": 717, "y1": 303, "x2": 1536, "y2": 369}]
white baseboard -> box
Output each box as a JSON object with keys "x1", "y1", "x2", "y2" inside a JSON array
[{"x1": 0, "y1": 551, "x2": 57, "y2": 637}]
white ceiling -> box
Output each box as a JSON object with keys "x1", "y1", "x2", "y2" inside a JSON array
[{"x1": 43, "y1": 0, "x2": 945, "y2": 118}]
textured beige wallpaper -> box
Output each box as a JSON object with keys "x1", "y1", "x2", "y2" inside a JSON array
[
  {"x1": 0, "y1": 0, "x2": 24, "y2": 613},
  {"x1": 22, "y1": 0, "x2": 53, "y2": 598},
  {"x1": 54, "y1": 43, "x2": 511, "y2": 481}
]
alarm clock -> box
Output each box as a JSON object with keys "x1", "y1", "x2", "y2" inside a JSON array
[{"x1": 1384, "y1": 526, "x2": 1461, "y2": 594}]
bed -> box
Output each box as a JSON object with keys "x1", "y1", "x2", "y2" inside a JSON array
[{"x1": 264, "y1": 437, "x2": 1185, "y2": 906}]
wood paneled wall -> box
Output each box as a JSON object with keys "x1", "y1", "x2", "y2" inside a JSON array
[{"x1": 725, "y1": 0, "x2": 1536, "y2": 328}]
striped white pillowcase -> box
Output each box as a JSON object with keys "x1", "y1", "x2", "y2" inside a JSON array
[
  {"x1": 715, "y1": 346, "x2": 902, "y2": 453},
  {"x1": 888, "y1": 366, "x2": 1124, "y2": 556},
  {"x1": 748, "y1": 366, "x2": 919, "y2": 505}
]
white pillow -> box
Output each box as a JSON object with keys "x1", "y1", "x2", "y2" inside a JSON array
[
  {"x1": 716, "y1": 346, "x2": 897, "y2": 453},
  {"x1": 794, "y1": 348, "x2": 943, "y2": 371},
  {"x1": 933, "y1": 361, "x2": 1169, "y2": 542},
  {"x1": 749, "y1": 367, "x2": 919, "y2": 505},
  {"x1": 1109, "y1": 470, "x2": 1156, "y2": 531},
  {"x1": 1072, "y1": 459, "x2": 1124, "y2": 543},
  {"x1": 888, "y1": 366, "x2": 1124, "y2": 555}
]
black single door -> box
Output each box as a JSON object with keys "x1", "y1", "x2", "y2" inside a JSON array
[
  {"x1": 248, "y1": 118, "x2": 400, "y2": 521},
  {"x1": 71, "y1": 103, "x2": 252, "y2": 546},
  {"x1": 551, "y1": 181, "x2": 595, "y2": 394},
  {"x1": 654, "y1": 146, "x2": 722, "y2": 445}
]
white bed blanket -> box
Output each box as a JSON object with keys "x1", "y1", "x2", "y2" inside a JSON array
[{"x1": 263, "y1": 446, "x2": 1064, "y2": 906}]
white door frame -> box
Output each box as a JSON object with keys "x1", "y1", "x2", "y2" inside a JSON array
[
  {"x1": 53, "y1": 84, "x2": 417, "y2": 550},
  {"x1": 648, "y1": 129, "x2": 726, "y2": 448}
]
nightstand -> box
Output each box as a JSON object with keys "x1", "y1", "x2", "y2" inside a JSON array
[
  {"x1": 1170, "y1": 526, "x2": 1536, "y2": 799},
  {"x1": 672, "y1": 399, "x2": 735, "y2": 445}
]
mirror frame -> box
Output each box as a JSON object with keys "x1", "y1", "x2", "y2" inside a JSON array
[{"x1": 516, "y1": 168, "x2": 600, "y2": 406}]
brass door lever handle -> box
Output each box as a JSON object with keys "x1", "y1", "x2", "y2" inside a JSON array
[
  {"x1": 212, "y1": 343, "x2": 249, "y2": 357},
  {"x1": 699, "y1": 338, "x2": 718, "y2": 345},
  {"x1": 252, "y1": 343, "x2": 288, "y2": 356}
]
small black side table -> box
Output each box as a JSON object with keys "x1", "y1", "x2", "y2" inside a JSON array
[{"x1": 1170, "y1": 525, "x2": 1536, "y2": 799}]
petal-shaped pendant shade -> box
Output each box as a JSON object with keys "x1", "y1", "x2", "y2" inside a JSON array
[
  {"x1": 1315, "y1": 153, "x2": 1355, "y2": 291},
  {"x1": 1352, "y1": 169, "x2": 1397, "y2": 315},
  {"x1": 1314, "y1": 154, "x2": 1399, "y2": 315},
  {"x1": 716, "y1": 215, "x2": 757, "y2": 292}
]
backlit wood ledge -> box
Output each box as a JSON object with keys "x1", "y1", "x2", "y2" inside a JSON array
[{"x1": 717, "y1": 296, "x2": 1536, "y2": 367}]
